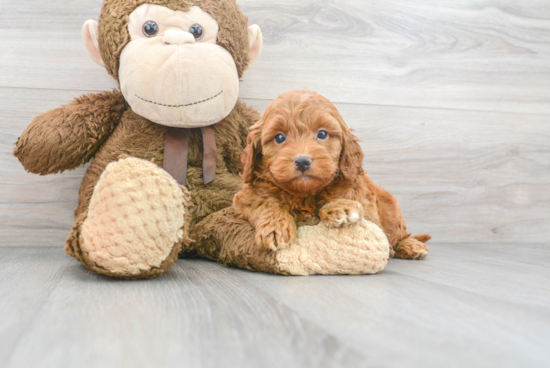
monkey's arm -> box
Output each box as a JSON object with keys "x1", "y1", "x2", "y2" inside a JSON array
[{"x1": 14, "y1": 90, "x2": 127, "y2": 175}]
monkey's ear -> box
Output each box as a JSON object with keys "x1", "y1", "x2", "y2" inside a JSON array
[
  {"x1": 247, "y1": 25, "x2": 263, "y2": 67},
  {"x1": 82, "y1": 20, "x2": 105, "y2": 67}
]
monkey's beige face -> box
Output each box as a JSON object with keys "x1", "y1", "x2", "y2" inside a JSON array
[
  {"x1": 83, "y1": 4, "x2": 262, "y2": 128},
  {"x1": 117, "y1": 5, "x2": 238, "y2": 128}
]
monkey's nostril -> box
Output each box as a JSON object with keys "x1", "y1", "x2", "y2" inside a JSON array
[{"x1": 294, "y1": 156, "x2": 312, "y2": 173}]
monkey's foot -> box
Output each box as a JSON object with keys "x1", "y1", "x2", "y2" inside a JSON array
[
  {"x1": 394, "y1": 237, "x2": 429, "y2": 260},
  {"x1": 275, "y1": 220, "x2": 391, "y2": 275},
  {"x1": 75, "y1": 157, "x2": 190, "y2": 279},
  {"x1": 194, "y1": 209, "x2": 390, "y2": 276}
]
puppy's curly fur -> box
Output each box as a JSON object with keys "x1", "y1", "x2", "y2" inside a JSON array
[{"x1": 234, "y1": 91, "x2": 430, "y2": 259}]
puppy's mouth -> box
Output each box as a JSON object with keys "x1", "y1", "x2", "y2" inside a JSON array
[
  {"x1": 294, "y1": 173, "x2": 317, "y2": 179},
  {"x1": 289, "y1": 173, "x2": 330, "y2": 186},
  {"x1": 271, "y1": 172, "x2": 318, "y2": 184}
]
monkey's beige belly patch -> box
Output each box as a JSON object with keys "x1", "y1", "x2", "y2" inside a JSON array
[
  {"x1": 80, "y1": 157, "x2": 185, "y2": 275},
  {"x1": 275, "y1": 220, "x2": 391, "y2": 276}
]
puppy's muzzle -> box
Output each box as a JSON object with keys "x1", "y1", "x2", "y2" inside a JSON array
[{"x1": 295, "y1": 156, "x2": 312, "y2": 173}]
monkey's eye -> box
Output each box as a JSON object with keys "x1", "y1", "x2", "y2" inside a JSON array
[
  {"x1": 143, "y1": 21, "x2": 159, "y2": 37},
  {"x1": 274, "y1": 133, "x2": 286, "y2": 145},
  {"x1": 317, "y1": 130, "x2": 329, "y2": 141},
  {"x1": 189, "y1": 24, "x2": 204, "y2": 40}
]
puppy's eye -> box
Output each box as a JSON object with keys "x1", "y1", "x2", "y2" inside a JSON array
[
  {"x1": 317, "y1": 130, "x2": 329, "y2": 141},
  {"x1": 274, "y1": 133, "x2": 286, "y2": 145},
  {"x1": 143, "y1": 21, "x2": 159, "y2": 37},
  {"x1": 189, "y1": 24, "x2": 204, "y2": 40}
]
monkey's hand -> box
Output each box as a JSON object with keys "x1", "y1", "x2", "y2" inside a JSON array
[
  {"x1": 14, "y1": 90, "x2": 126, "y2": 175},
  {"x1": 319, "y1": 199, "x2": 364, "y2": 228},
  {"x1": 254, "y1": 211, "x2": 297, "y2": 252}
]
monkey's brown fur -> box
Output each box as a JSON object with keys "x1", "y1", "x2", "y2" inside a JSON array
[
  {"x1": 14, "y1": 0, "x2": 266, "y2": 279},
  {"x1": 15, "y1": 87, "x2": 262, "y2": 278}
]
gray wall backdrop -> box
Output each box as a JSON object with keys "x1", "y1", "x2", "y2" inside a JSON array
[{"x1": 1, "y1": 0, "x2": 549, "y2": 247}]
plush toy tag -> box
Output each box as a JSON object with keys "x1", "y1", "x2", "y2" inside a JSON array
[{"x1": 164, "y1": 125, "x2": 218, "y2": 186}]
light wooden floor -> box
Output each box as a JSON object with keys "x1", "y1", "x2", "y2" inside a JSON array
[{"x1": 1, "y1": 244, "x2": 549, "y2": 368}]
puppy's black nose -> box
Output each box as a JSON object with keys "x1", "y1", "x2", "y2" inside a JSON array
[{"x1": 295, "y1": 156, "x2": 312, "y2": 173}]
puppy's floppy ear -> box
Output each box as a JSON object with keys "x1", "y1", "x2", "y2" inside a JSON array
[
  {"x1": 339, "y1": 121, "x2": 364, "y2": 182},
  {"x1": 241, "y1": 119, "x2": 264, "y2": 184}
]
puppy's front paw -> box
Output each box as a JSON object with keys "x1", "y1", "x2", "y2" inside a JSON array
[
  {"x1": 319, "y1": 199, "x2": 364, "y2": 228},
  {"x1": 255, "y1": 215, "x2": 297, "y2": 252}
]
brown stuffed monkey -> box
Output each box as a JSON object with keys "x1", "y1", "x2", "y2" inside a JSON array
[{"x1": 14, "y1": 0, "x2": 391, "y2": 279}]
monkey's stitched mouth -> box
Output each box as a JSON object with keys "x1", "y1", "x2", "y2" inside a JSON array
[{"x1": 135, "y1": 91, "x2": 223, "y2": 108}]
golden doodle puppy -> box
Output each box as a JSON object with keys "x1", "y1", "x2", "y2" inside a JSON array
[{"x1": 234, "y1": 91, "x2": 430, "y2": 260}]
